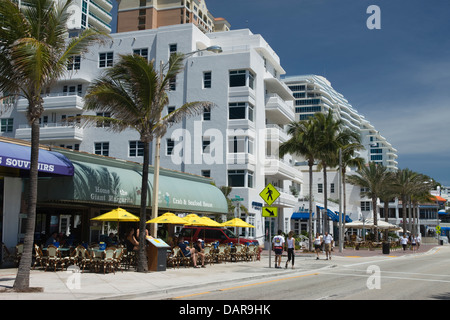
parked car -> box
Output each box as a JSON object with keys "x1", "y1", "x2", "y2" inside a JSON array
[{"x1": 178, "y1": 226, "x2": 258, "y2": 245}]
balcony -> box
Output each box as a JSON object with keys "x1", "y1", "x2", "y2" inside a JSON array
[
  {"x1": 264, "y1": 156, "x2": 302, "y2": 184},
  {"x1": 265, "y1": 93, "x2": 295, "y2": 124},
  {"x1": 17, "y1": 94, "x2": 84, "y2": 113},
  {"x1": 15, "y1": 123, "x2": 83, "y2": 142},
  {"x1": 267, "y1": 185, "x2": 298, "y2": 208},
  {"x1": 265, "y1": 124, "x2": 289, "y2": 143}
]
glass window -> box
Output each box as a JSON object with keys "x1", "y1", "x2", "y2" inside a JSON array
[
  {"x1": 133, "y1": 48, "x2": 148, "y2": 60},
  {"x1": 202, "y1": 137, "x2": 211, "y2": 154},
  {"x1": 0, "y1": 118, "x2": 13, "y2": 132},
  {"x1": 228, "y1": 170, "x2": 245, "y2": 187},
  {"x1": 94, "y1": 142, "x2": 109, "y2": 156},
  {"x1": 99, "y1": 52, "x2": 113, "y2": 68},
  {"x1": 229, "y1": 70, "x2": 246, "y2": 87},
  {"x1": 129, "y1": 141, "x2": 144, "y2": 157},
  {"x1": 203, "y1": 71, "x2": 211, "y2": 88},
  {"x1": 169, "y1": 44, "x2": 177, "y2": 55},
  {"x1": 203, "y1": 106, "x2": 211, "y2": 121},
  {"x1": 166, "y1": 139, "x2": 174, "y2": 155},
  {"x1": 318, "y1": 183, "x2": 323, "y2": 193},
  {"x1": 67, "y1": 55, "x2": 81, "y2": 70},
  {"x1": 229, "y1": 103, "x2": 246, "y2": 119}
]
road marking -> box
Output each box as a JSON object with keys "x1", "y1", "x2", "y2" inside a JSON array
[
  {"x1": 174, "y1": 291, "x2": 212, "y2": 299},
  {"x1": 218, "y1": 273, "x2": 319, "y2": 291}
]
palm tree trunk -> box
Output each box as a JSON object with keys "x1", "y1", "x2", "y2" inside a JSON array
[
  {"x1": 323, "y1": 165, "x2": 328, "y2": 233},
  {"x1": 308, "y1": 162, "x2": 313, "y2": 251},
  {"x1": 402, "y1": 195, "x2": 407, "y2": 234},
  {"x1": 372, "y1": 197, "x2": 378, "y2": 242},
  {"x1": 384, "y1": 200, "x2": 389, "y2": 241},
  {"x1": 13, "y1": 118, "x2": 40, "y2": 290},
  {"x1": 137, "y1": 140, "x2": 150, "y2": 272}
]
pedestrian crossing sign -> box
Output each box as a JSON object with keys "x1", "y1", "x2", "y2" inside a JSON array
[
  {"x1": 259, "y1": 183, "x2": 280, "y2": 206},
  {"x1": 262, "y1": 207, "x2": 278, "y2": 217}
]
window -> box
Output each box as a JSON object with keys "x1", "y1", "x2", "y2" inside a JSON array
[
  {"x1": 0, "y1": 118, "x2": 13, "y2": 132},
  {"x1": 228, "y1": 170, "x2": 245, "y2": 187},
  {"x1": 129, "y1": 141, "x2": 144, "y2": 157},
  {"x1": 169, "y1": 77, "x2": 176, "y2": 91},
  {"x1": 295, "y1": 99, "x2": 321, "y2": 106},
  {"x1": 99, "y1": 52, "x2": 113, "y2": 68},
  {"x1": 361, "y1": 201, "x2": 371, "y2": 211},
  {"x1": 229, "y1": 70, "x2": 246, "y2": 87},
  {"x1": 228, "y1": 136, "x2": 254, "y2": 154},
  {"x1": 169, "y1": 44, "x2": 177, "y2": 55},
  {"x1": 202, "y1": 137, "x2": 211, "y2": 154},
  {"x1": 229, "y1": 102, "x2": 254, "y2": 122},
  {"x1": 133, "y1": 48, "x2": 148, "y2": 60},
  {"x1": 96, "y1": 112, "x2": 111, "y2": 127},
  {"x1": 94, "y1": 142, "x2": 109, "y2": 156},
  {"x1": 330, "y1": 183, "x2": 335, "y2": 193},
  {"x1": 167, "y1": 106, "x2": 175, "y2": 122},
  {"x1": 229, "y1": 69, "x2": 255, "y2": 89},
  {"x1": 227, "y1": 170, "x2": 254, "y2": 188},
  {"x1": 201, "y1": 170, "x2": 210, "y2": 178},
  {"x1": 67, "y1": 55, "x2": 81, "y2": 70},
  {"x1": 203, "y1": 106, "x2": 211, "y2": 121},
  {"x1": 203, "y1": 71, "x2": 211, "y2": 88},
  {"x1": 318, "y1": 183, "x2": 323, "y2": 193},
  {"x1": 166, "y1": 139, "x2": 174, "y2": 155}
]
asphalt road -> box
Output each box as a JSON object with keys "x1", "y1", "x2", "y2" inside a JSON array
[{"x1": 160, "y1": 246, "x2": 450, "y2": 300}]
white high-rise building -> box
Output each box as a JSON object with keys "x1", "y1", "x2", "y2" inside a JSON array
[
  {"x1": 13, "y1": 0, "x2": 113, "y2": 34},
  {"x1": 1, "y1": 24, "x2": 302, "y2": 243},
  {"x1": 283, "y1": 74, "x2": 398, "y2": 170},
  {"x1": 282, "y1": 75, "x2": 398, "y2": 233}
]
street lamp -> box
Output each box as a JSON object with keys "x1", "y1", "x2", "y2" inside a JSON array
[{"x1": 150, "y1": 45, "x2": 222, "y2": 237}]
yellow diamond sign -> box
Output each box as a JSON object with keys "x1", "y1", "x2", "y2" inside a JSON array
[{"x1": 259, "y1": 183, "x2": 280, "y2": 206}]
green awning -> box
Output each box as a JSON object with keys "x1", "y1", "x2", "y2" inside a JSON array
[{"x1": 36, "y1": 150, "x2": 228, "y2": 214}]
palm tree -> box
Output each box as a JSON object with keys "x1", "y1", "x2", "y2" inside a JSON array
[
  {"x1": 378, "y1": 171, "x2": 396, "y2": 241},
  {"x1": 337, "y1": 135, "x2": 365, "y2": 229},
  {"x1": 279, "y1": 118, "x2": 319, "y2": 250},
  {"x1": 0, "y1": 0, "x2": 105, "y2": 290},
  {"x1": 82, "y1": 53, "x2": 212, "y2": 272},
  {"x1": 393, "y1": 168, "x2": 419, "y2": 235},
  {"x1": 347, "y1": 162, "x2": 391, "y2": 242}
]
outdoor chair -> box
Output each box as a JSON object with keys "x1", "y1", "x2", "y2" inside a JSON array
[
  {"x1": 202, "y1": 245, "x2": 213, "y2": 265},
  {"x1": 178, "y1": 248, "x2": 193, "y2": 267},
  {"x1": 32, "y1": 244, "x2": 46, "y2": 270},
  {"x1": 246, "y1": 245, "x2": 255, "y2": 261},
  {"x1": 77, "y1": 246, "x2": 93, "y2": 272},
  {"x1": 14, "y1": 243, "x2": 24, "y2": 267},
  {"x1": 217, "y1": 244, "x2": 230, "y2": 263},
  {"x1": 45, "y1": 245, "x2": 65, "y2": 271},
  {"x1": 113, "y1": 247, "x2": 124, "y2": 272},
  {"x1": 101, "y1": 247, "x2": 116, "y2": 274},
  {"x1": 167, "y1": 247, "x2": 181, "y2": 269}
]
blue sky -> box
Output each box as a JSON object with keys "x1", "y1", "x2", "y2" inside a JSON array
[{"x1": 113, "y1": 0, "x2": 450, "y2": 185}]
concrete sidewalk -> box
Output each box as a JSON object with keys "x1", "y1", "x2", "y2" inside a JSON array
[{"x1": 0, "y1": 244, "x2": 441, "y2": 300}]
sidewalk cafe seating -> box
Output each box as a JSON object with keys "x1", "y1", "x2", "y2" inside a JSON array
[
  {"x1": 14, "y1": 243, "x2": 24, "y2": 267},
  {"x1": 179, "y1": 247, "x2": 193, "y2": 267},
  {"x1": 217, "y1": 244, "x2": 230, "y2": 263},
  {"x1": 101, "y1": 247, "x2": 116, "y2": 274},
  {"x1": 202, "y1": 245, "x2": 213, "y2": 265},
  {"x1": 45, "y1": 245, "x2": 65, "y2": 271},
  {"x1": 32, "y1": 244, "x2": 46, "y2": 270},
  {"x1": 167, "y1": 246, "x2": 181, "y2": 269}
]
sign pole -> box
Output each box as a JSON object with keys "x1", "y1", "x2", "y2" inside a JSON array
[{"x1": 269, "y1": 218, "x2": 272, "y2": 268}]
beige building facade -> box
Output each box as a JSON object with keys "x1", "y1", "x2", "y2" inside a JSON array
[{"x1": 117, "y1": 0, "x2": 230, "y2": 33}]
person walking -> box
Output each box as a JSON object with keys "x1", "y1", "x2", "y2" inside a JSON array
[
  {"x1": 314, "y1": 232, "x2": 322, "y2": 260},
  {"x1": 400, "y1": 234, "x2": 409, "y2": 251},
  {"x1": 272, "y1": 230, "x2": 285, "y2": 268},
  {"x1": 323, "y1": 231, "x2": 334, "y2": 260},
  {"x1": 285, "y1": 231, "x2": 295, "y2": 269}
]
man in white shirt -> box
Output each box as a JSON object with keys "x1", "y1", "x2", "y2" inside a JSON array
[
  {"x1": 272, "y1": 230, "x2": 285, "y2": 268},
  {"x1": 323, "y1": 231, "x2": 334, "y2": 260}
]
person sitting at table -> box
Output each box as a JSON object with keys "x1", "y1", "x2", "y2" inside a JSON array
[
  {"x1": 105, "y1": 233, "x2": 117, "y2": 246},
  {"x1": 194, "y1": 239, "x2": 205, "y2": 268},
  {"x1": 45, "y1": 232, "x2": 58, "y2": 247},
  {"x1": 125, "y1": 228, "x2": 139, "y2": 252},
  {"x1": 178, "y1": 237, "x2": 200, "y2": 268}
]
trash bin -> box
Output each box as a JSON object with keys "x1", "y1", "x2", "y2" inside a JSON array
[
  {"x1": 382, "y1": 242, "x2": 390, "y2": 254},
  {"x1": 146, "y1": 238, "x2": 170, "y2": 271}
]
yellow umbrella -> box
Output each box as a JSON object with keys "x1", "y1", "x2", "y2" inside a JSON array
[
  {"x1": 91, "y1": 208, "x2": 140, "y2": 239},
  {"x1": 183, "y1": 214, "x2": 207, "y2": 226},
  {"x1": 91, "y1": 208, "x2": 140, "y2": 222},
  {"x1": 221, "y1": 218, "x2": 255, "y2": 228},
  {"x1": 199, "y1": 216, "x2": 222, "y2": 227},
  {"x1": 146, "y1": 212, "x2": 188, "y2": 225}
]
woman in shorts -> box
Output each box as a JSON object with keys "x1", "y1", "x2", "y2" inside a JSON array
[{"x1": 314, "y1": 232, "x2": 322, "y2": 260}]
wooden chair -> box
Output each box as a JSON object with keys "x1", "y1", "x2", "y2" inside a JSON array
[
  {"x1": 45, "y1": 245, "x2": 64, "y2": 271},
  {"x1": 101, "y1": 247, "x2": 116, "y2": 274},
  {"x1": 246, "y1": 245, "x2": 255, "y2": 261},
  {"x1": 32, "y1": 244, "x2": 46, "y2": 270},
  {"x1": 113, "y1": 247, "x2": 124, "y2": 272},
  {"x1": 202, "y1": 245, "x2": 213, "y2": 265},
  {"x1": 77, "y1": 247, "x2": 93, "y2": 272},
  {"x1": 178, "y1": 248, "x2": 193, "y2": 267},
  {"x1": 217, "y1": 244, "x2": 230, "y2": 263},
  {"x1": 14, "y1": 243, "x2": 24, "y2": 267},
  {"x1": 167, "y1": 247, "x2": 181, "y2": 269}
]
